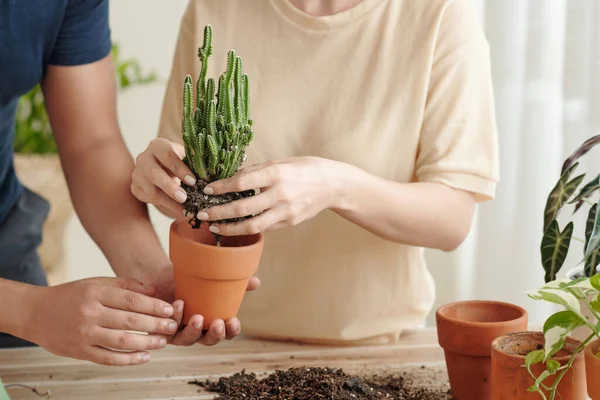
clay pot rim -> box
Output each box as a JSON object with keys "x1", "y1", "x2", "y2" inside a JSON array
[
  {"x1": 492, "y1": 331, "x2": 583, "y2": 362},
  {"x1": 171, "y1": 217, "x2": 264, "y2": 252},
  {"x1": 436, "y1": 300, "x2": 527, "y2": 329}
]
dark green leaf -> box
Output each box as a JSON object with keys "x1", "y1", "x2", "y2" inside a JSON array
[
  {"x1": 525, "y1": 349, "x2": 545, "y2": 366},
  {"x1": 586, "y1": 204, "x2": 600, "y2": 277},
  {"x1": 584, "y1": 200, "x2": 600, "y2": 264},
  {"x1": 541, "y1": 221, "x2": 574, "y2": 282},
  {"x1": 543, "y1": 163, "x2": 584, "y2": 231},
  {"x1": 546, "y1": 359, "x2": 561, "y2": 374},
  {"x1": 570, "y1": 174, "x2": 600, "y2": 206},
  {"x1": 562, "y1": 134, "x2": 600, "y2": 175}
]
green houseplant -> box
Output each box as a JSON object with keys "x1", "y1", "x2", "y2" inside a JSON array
[
  {"x1": 498, "y1": 134, "x2": 600, "y2": 399},
  {"x1": 13, "y1": 43, "x2": 157, "y2": 284},
  {"x1": 178, "y1": 24, "x2": 255, "y2": 238},
  {"x1": 541, "y1": 134, "x2": 600, "y2": 282},
  {"x1": 169, "y1": 25, "x2": 264, "y2": 328}
]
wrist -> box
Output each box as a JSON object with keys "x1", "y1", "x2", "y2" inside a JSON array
[
  {"x1": 0, "y1": 280, "x2": 43, "y2": 340},
  {"x1": 328, "y1": 161, "x2": 369, "y2": 213}
]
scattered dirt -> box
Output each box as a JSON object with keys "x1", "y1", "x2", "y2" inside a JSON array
[{"x1": 189, "y1": 367, "x2": 454, "y2": 399}]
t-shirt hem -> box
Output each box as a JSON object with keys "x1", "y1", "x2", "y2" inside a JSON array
[
  {"x1": 417, "y1": 171, "x2": 497, "y2": 202},
  {"x1": 47, "y1": 38, "x2": 112, "y2": 67}
]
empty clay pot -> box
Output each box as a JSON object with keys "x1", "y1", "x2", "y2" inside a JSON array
[
  {"x1": 170, "y1": 218, "x2": 264, "y2": 328},
  {"x1": 436, "y1": 300, "x2": 528, "y2": 400},
  {"x1": 491, "y1": 332, "x2": 586, "y2": 400},
  {"x1": 585, "y1": 338, "x2": 600, "y2": 399}
]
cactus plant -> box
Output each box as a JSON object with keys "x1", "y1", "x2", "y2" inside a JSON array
[{"x1": 180, "y1": 25, "x2": 256, "y2": 235}]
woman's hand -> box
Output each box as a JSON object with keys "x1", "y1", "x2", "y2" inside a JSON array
[
  {"x1": 198, "y1": 157, "x2": 346, "y2": 236},
  {"x1": 132, "y1": 138, "x2": 196, "y2": 218},
  {"x1": 151, "y1": 266, "x2": 261, "y2": 347}
]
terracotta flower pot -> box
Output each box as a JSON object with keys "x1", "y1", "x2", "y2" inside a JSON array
[
  {"x1": 169, "y1": 218, "x2": 264, "y2": 328},
  {"x1": 585, "y1": 338, "x2": 600, "y2": 399},
  {"x1": 491, "y1": 332, "x2": 586, "y2": 400},
  {"x1": 436, "y1": 300, "x2": 528, "y2": 400}
]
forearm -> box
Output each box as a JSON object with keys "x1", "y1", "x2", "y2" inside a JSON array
[
  {"x1": 61, "y1": 138, "x2": 169, "y2": 281},
  {"x1": 42, "y1": 57, "x2": 170, "y2": 283},
  {"x1": 332, "y1": 163, "x2": 475, "y2": 251},
  {"x1": 0, "y1": 279, "x2": 35, "y2": 338}
]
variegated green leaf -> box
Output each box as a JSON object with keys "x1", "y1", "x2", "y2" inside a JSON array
[
  {"x1": 584, "y1": 201, "x2": 600, "y2": 268},
  {"x1": 546, "y1": 359, "x2": 561, "y2": 375},
  {"x1": 525, "y1": 349, "x2": 544, "y2": 366},
  {"x1": 543, "y1": 163, "x2": 584, "y2": 231},
  {"x1": 541, "y1": 221, "x2": 574, "y2": 282},
  {"x1": 542, "y1": 310, "x2": 585, "y2": 360},
  {"x1": 528, "y1": 288, "x2": 581, "y2": 314}
]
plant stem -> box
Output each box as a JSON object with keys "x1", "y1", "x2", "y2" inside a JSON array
[
  {"x1": 572, "y1": 236, "x2": 585, "y2": 244},
  {"x1": 548, "y1": 333, "x2": 595, "y2": 400}
]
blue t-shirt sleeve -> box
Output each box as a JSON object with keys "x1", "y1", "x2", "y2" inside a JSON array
[{"x1": 48, "y1": 0, "x2": 112, "y2": 66}]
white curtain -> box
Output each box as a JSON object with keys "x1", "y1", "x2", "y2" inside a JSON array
[{"x1": 426, "y1": 0, "x2": 600, "y2": 326}]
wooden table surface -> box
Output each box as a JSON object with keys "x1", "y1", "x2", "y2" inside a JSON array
[{"x1": 0, "y1": 329, "x2": 446, "y2": 400}]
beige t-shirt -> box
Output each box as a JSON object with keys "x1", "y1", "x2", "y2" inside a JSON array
[{"x1": 158, "y1": 0, "x2": 499, "y2": 344}]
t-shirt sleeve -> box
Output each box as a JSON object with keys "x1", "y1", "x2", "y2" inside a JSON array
[
  {"x1": 158, "y1": 1, "x2": 199, "y2": 145},
  {"x1": 48, "y1": 0, "x2": 112, "y2": 66},
  {"x1": 414, "y1": 0, "x2": 499, "y2": 202}
]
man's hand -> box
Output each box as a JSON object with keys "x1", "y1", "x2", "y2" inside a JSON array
[{"x1": 21, "y1": 277, "x2": 179, "y2": 366}]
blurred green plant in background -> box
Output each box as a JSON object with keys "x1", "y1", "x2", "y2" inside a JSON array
[{"x1": 13, "y1": 43, "x2": 158, "y2": 154}]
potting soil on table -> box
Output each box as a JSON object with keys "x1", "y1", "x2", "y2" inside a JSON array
[{"x1": 190, "y1": 366, "x2": 454, "y2": 399}]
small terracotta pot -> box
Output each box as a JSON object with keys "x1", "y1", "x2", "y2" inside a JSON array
[
  {"x1": 585, "y1": 338, "x2": 600, "y2": 399},
  {"x1": 436, "y1": 300, "x2": 528, "y2": 400},
  {"x1": 491, "y1": 332, "x2": 586, "y2": 400},
  {"x1": 169, "y1": 218, "x2": 264, "y2": 329}
]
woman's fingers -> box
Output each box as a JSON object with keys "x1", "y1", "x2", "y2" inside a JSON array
[
  {"x1": 149, "y1": 138, "x2": 196, "y2": 186},
  {"x1": 224, "y1": 318, "x2": 241, "y2": 340},
  {"x1": 171, "y1": 314, "x2": 205, "y2": 346},
  {"x1": 209, "y1": 207, "x2": 285, "y2": 236},
  {"x1": 198, "y1": 191, "x2": 275, "y2": 222},
  {"x1": 246, "y1": 276, "x2": 260, "y2": 291},
  {"x1": 197, "y1": 319, "x2": 227, "y2": 346},
  {"x1": 204, "y1": 168, "x2": 276, "y2": 195},
  {"x1": 147, "y1": 165, "x2": 188, "y2": 204}
]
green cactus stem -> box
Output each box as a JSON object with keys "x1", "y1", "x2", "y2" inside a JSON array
[{"x1": 180, "y1": 25, "x2": 256, "y2": 238}]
